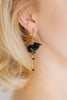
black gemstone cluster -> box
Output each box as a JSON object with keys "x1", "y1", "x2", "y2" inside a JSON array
[
  {"x1": 27, "y1": 42, "x2": 42, "y2": 56},
  {"x1": 27, "y1": 42, "x2": 42, "y2": 71}
]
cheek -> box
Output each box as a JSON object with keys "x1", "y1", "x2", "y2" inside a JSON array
[
  {"x1": 38, "y1": 0, "x2": 67, "y2": 41},
  {"x1": 39, "y1": 1, "x2": 67, "y2": 33},
  {"x1": 38, "y1": 0, "x2": 67, "y2": 57},
  {"x1": 51, "y1": 8, "x2": 67, "y2": 30}
]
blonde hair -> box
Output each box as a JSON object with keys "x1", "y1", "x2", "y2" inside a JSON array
[{"x1": 0, "y1": 0, "x2": 37, "y2": 91}]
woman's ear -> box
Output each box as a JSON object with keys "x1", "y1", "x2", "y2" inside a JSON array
[{"x1": 17, "y1": 9, "x2": 38, "y2": 35}]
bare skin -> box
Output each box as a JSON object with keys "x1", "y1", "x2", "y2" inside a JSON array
[{"x1": 12, "y1": 0, "x2": 67, "y2": 100}]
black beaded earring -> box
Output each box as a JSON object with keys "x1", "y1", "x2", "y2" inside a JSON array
[{"x1": 27, "y1": 29, "x2": 42, "y2": 71}]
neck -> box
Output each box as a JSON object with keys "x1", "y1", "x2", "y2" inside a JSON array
[{"x1": 13, "y1": 41, "x2": 67, "y2": 100}]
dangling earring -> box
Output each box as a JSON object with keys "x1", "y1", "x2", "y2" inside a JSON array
[{"x1": 27, "y1": 29, "x2": 42, "y2": 71}]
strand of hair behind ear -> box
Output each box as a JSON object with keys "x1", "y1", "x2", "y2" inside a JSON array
[{"x1": 0, "y1": 0, "x2": 35, "y2": 90}]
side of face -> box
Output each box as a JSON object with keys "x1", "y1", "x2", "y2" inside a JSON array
[{"x1": 38, "y1": 0, "x2": 67, "y2": 57}]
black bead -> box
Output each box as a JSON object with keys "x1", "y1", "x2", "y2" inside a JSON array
[
  {"x1": 32, "y1": 51, "x2": 36, "y2": 55},
  {"x1": 27, "y1": 42, "x2": 42, "y2": 53},
  {"x1": 32, "y1": 69, "x2": 35, "y2": 71},
  {"x1": 32, "y1": 58, "x2": 35, "y2": 60},
  {"x1": 32, "y1": 53, "x2": 34, "y2": 55},
  {"x1": 33, "y1": 42, "x2": 42, "y2": 51},
  {"x1": 27, "y1": 44, "x2": 34, "y2": 53}
]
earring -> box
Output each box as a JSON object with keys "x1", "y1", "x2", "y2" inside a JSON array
[{"x1": 27, "y1": 30, "x2": 42, "y2": 71}]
